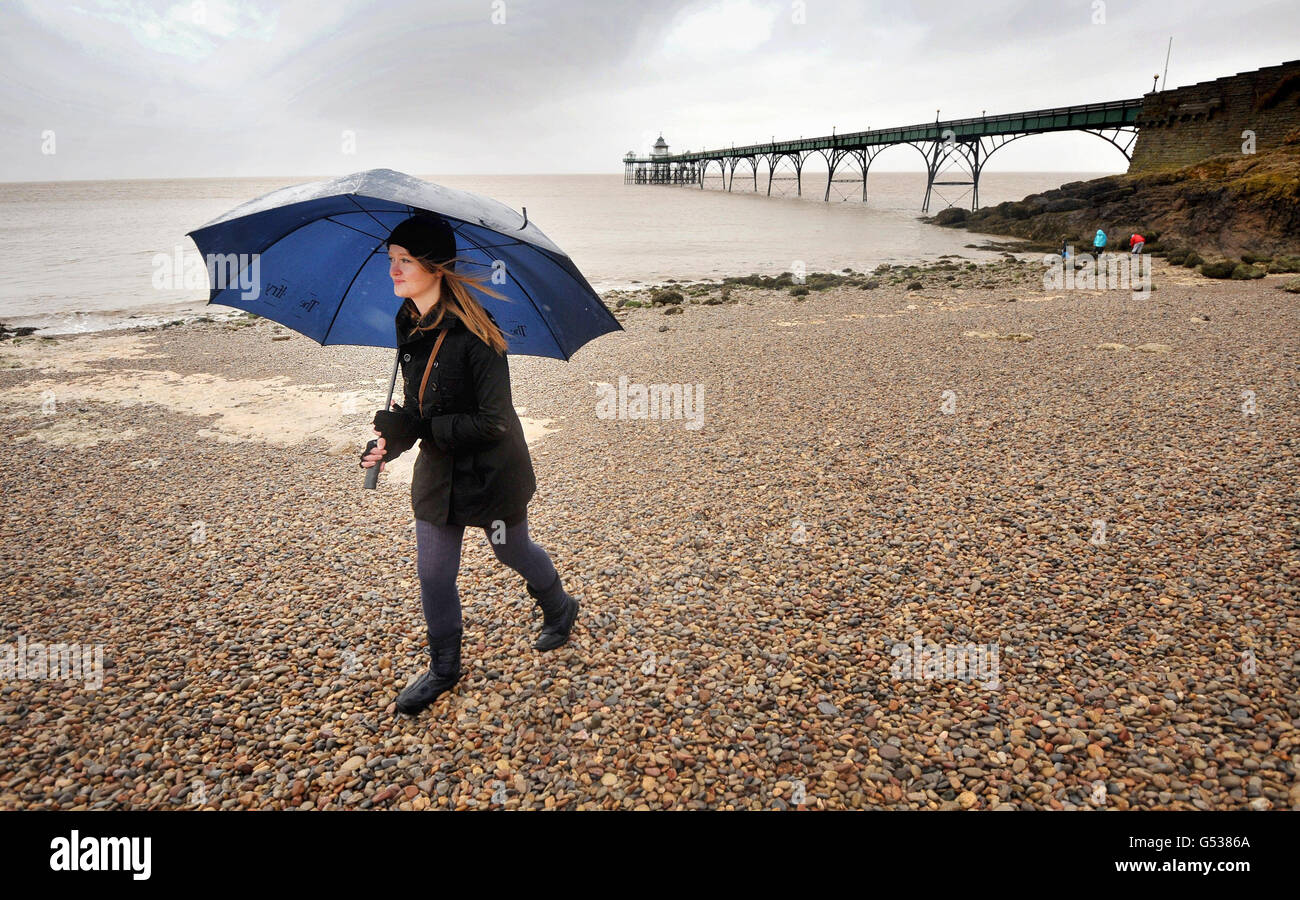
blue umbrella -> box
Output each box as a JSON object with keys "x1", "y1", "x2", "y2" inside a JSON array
[
  {"x1": 186, "y1": 168, "x2": 622, "y2": 488},
  {"x1": 186, "y1": 167, "x2": 620, "y2": 358}
]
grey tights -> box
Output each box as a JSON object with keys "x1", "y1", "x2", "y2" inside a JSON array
[{"x1": 414, "y1": 515, "x2": 559, "y2": 647}]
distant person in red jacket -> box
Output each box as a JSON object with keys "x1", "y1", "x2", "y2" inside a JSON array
[{"x1": 1130, "y1": 233, "x2": 1145, "y2": 255}]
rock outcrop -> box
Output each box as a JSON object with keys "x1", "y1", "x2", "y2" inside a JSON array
[{"x1": 933, "y1": 131, "x2": 1300, "y2": 259}]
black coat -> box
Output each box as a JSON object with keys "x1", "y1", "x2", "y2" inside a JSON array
[{"x1": 394, "y1": 301, "x2": 536, "y2": 528}]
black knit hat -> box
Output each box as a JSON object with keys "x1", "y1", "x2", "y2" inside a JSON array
[{"x1": 386, "y1": 213, "x2": 457, "y2": 271}]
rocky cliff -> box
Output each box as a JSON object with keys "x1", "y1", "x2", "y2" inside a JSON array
[{"x1": 933, "y1": 130, "x2": 1300, "y2": 259}]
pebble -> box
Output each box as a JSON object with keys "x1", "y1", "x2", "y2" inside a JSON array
[{"x1": 0, "y1": 259, "x2": 1292, "y2": 810}]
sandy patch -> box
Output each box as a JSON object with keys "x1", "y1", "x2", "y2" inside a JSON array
[
  {"x1": 519, "y1": 415, "x2": 562, "y2": 444},
  {"x1": 0, "y1": 370, "x2": 372, "y2": 448},
  {"x1": 1156, "y1": 269, "x2": 1211, "y2": 286},
  {"x1": 0, "y1": 333, "x2": 169, "y2": 373},
  {"x1": 0, "y1": 366, "x2": 559, "y2": 467},
  {"x1": 964, "y1": 331, "x2": 1033, "y2": 342},
  {"x1": 13, "y1": 418, "x2": 143, "y2": 448}
]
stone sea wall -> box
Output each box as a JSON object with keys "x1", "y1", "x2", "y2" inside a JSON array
[{"x1": 1129, "y1": 60, "x2": 1300, "y2": 173}]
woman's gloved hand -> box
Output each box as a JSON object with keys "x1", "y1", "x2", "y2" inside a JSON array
[
  {"x1": 359, "y1": 437, "x2": 388, "y2": 471},
  {"x1": 366, "y1": 402, "x2": 422, "y2": 465},
  {"x1": 416, "y1": 415, "x2": 434, "y2": 443}
]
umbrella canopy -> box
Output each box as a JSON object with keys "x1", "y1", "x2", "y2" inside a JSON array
[{"x1": 186, "y1": 168, "x2": 621, "y2": 360}]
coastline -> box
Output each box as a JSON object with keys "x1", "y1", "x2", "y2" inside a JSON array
[
  {"x1": 1, "y1": 255, "x2": 1296, "y2": 810},
  {"x1": 0, "y1": 236, "x2": 1044, "y2": 339}
]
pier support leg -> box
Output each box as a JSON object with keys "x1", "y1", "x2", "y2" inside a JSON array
[
  {"x1": 922, "y1": 141, "x2": 939, "y2": 214},
  {"x1": 921, "y1": 138, "x2": 980, "y2": 212}
]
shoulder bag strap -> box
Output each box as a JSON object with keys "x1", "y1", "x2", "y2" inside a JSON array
[{"x1": 417, "y1": 328, "x2": 449, "y2": 411}]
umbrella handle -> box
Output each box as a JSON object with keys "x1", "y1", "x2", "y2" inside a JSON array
[{"x1": 362, "y1": 348, "x2": 402, "y2": 490}]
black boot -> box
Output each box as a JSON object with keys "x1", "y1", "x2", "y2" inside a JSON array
[
  {"x1": 526, "y1": 573, "x2": 579, "y2": 651},
  {"x1": 395, "y1": 630, "x2": 462, "y2": 715}
]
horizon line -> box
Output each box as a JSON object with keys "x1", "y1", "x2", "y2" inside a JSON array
[{"x1": 0, "y1": 168, "x2": 1125, "y2": 186}]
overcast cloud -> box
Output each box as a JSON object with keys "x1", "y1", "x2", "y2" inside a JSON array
[{"x1": 2, "y1": 0, "x2": 1296, "y2": 180}]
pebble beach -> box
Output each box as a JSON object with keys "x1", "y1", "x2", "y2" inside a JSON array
[{"x1": 0, "y1": 253, "x2": 1296, "y2": 811}]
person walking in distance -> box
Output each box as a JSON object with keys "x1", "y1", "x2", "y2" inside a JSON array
[{"x1": 360, "y1": 213, "x2": 580, "y2": 716}]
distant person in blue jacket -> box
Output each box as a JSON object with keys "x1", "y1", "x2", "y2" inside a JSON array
[{"x1": 1093, "y1": 229, "x2": 1107, "y2": 259}]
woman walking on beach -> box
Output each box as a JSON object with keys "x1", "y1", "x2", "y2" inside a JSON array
[{"x1": 359, "y1": 213, "x2": 580, "y2": 716}]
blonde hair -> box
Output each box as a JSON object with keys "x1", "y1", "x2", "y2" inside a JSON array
[{"x1": 400, "y1": 255, "x2": 511, "y2": 355}]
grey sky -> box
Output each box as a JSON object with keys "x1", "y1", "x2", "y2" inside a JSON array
[{"x1": 2, "y1": 0, "x2": 1296, "y2": 181}]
